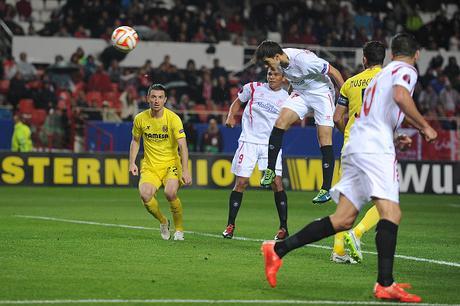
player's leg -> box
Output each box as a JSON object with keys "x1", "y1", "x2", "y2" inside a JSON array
[
  {"x1": 223, "y1": 176, "x2": 248, "y2": 238},
  {"x1": 139, "y1": 175, "x2": 170, "y2": 240},
  {"x1": 313, "y1": 124, "x2": 334, "y2": 204},
  {"x1": 311, "y1": 92, "x2": 335, "y2": 204},
  {"x1": 225, "y1": 142, "x2": 257, "y2": 238},
  {"x1": 372, "y1": 198, "x2": 420, "y2": 302},
  {"x1": 261, "y1": 97, "x2": 304, "y2": 186},
  {"x1": 344, "y1": 204, "x2": 380, "y2": 262},
  {"x1": 271, "y1": 175, "x2": 288, "y2": 240},
  {"x1": 164, "y1": 177, "x2": 184, "y2": 240},
  {"x1": 261, "y1": 194, "x2": 359, "y2": 287}
]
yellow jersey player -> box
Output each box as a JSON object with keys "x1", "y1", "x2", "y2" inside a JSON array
[
  {"x1": 129, "y1": 84, "x2": 192, "y2": 241},
  {"x1": 330, "y1": 41, "x2": 385, "y2": 264}
]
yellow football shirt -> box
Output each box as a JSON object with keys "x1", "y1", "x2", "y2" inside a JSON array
[
  {"x1": 338, "y1": 66, "x2": 381, "y2": 148},
  {"x1": 132, "y1": 108, "x2": 186, "y2": 169}
]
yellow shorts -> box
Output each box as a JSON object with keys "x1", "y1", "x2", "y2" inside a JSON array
[{"x1": 139, "y1": 160, "x2": 182, "y2": 189}]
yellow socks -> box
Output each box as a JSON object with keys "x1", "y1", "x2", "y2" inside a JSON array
[
  {"x1": 354, "y1": 205, "x2": 380, "y2": 239},
  {"x1": 144, "y1": 196, "x2": 167, "y2": 224},
  {"x1": 333, "y1": 231, "x2": 346, "y2": 256},
  {"x1": 169, "y1": 197, "x2": 184, "y2": 232}
]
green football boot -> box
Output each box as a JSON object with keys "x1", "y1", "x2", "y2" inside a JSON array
[
  {"x1": 312, "y1": 189, "x2": 331, "y2": 204},
  {"x1": 260, "y1": 169, "x2": 275, "y2": 186}
]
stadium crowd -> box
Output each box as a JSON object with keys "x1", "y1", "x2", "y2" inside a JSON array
[{"x1": 0, "y1": 0, "x2": 459, "y2": 152}]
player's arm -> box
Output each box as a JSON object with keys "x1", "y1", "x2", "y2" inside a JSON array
[
  {"x1": 177, "y1": 137, "x2": 192, "y2": 185},
  {"x1": 129, "y1": 135, "x2": 140, "y2": 176},
  {"x1": 393, "y1": 85, "x2": 437, "y2": 142},
  {"x1": 333, "y1": 104, "x2": 347, "y2": 133},
  {"x1": 225, "y1": 97, "x2": 242, "y2": 128},
  {"x1": 327, "y1": 65, "x2": 345, "y2": 89}
]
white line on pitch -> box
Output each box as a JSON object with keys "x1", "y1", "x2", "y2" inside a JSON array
[
  {"x1": 0, "y1": 299, "x2": 458, "y2": 305},
  {"x1": 15, "y1": 215, "x2": 460, "y2": 268}
]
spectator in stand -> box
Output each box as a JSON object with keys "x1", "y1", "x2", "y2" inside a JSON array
[
  {"x1": 87, "y1": 64, "x2": 112, "y2": 92},
  {"x1": 120, "y1": 87, "x2": 138, "y2": 121},
  {"x1": 84, "y1": 55, "x2": 97, "y2": 80},
  {"x1": 443, "y1": 57, "x2": 460, "y2": 84},
  {"x1": 430, "y1": 73, "x2": 446, "y2": 95},
  {"x1": 32, "y1": 80, "x2": 57, "y2": 110},
  {"x1": 417, "y1": 84, "x2": 439, "y2": 114},
  {"x1": 285, "y1": 23, "x2": 302, "y2": 44},
  {"x1": 439, "y1": 80, "x2": 459, "y2": 117},
  {"x1": 200, "y1": 118, "x2": 223, "y2": 153},
  {"x1": 40, "y1": 108, "x2": 65, "y2": 148},
  {"x1": 16, "y1": 52, "x2": 37, "y2": 81},
  {"x1": 184, "y1": 120, "x2": 198, "y2": 152},
  {"x1": 201, "y1": 69, "x2": 213, "y2": 104},
  {"x1": 211, "y1": 58, "x2": 227, "y2": 81},
  {"x1": 7, "y1": 72, "x2": 29, "y2": 109},
  {"x1": 72, "y1": 107, "x2": 87, "y2": 153},
  {"x1": 15, "y1": 0, "x2": 31, "y2": 20},
  {"x1": 11, "y1": 113, "x2": 32, "y2": 152},
  {"x1": 74, "y1": 25, "x2": 89, "y2": 38},
  {"x1": 108, "y1": 59, "x2": 122, "y2": 83},
  {"x1": 74, "y1": 90, "x2": 89, "y2": 108},
  {"x1": 212, "y1": 75, "x2": 230, "y2": 107},
  {"x1": 101, "y1": 101, "x2": 122, "y2": 123},
  {"x1": 301, "y1": 24, "x2": 318, "y2": 44}
]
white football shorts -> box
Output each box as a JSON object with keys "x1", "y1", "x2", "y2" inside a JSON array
[
  {"x1": 282, "y1": 89, "x2": 335, "y2": 127},
  {"x1": 231, "y1": 141, "x2": 282, "y2": 178},
  {"x1": 330, "y1": 153, "x2": 399, "y2": 210}
]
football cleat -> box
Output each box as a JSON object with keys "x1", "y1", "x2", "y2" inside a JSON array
[
  {"x1": 344, "y1": 230, "x2": 363, "y2": 263},
  {"x1": 274, "y1": 228, "x2": 289, "y2": 240},
  {"x1": 222, "y1": 224, "x2": 235, "y2": 239},
  {"x1": 312, "y1": 189, "x2": 332, "y2": 204},
  {"x1": 159, "y1": 220, "x2": 171, "y2": 240},
  {"x1": 260, "y1": 169, "x2": 276, "y2": 187},
  {"x1": 330, "y1": 252, "x2": 358, "y2": 264},
  {"x1": 374, "y1": 282, "x2": 422, "y2": 303},
  {"x1": 261, "y1": 241, "x2": 282, "y2": 288},
  {"x1": 173, "y1": 231, "x2": 184, "y2": 241}
]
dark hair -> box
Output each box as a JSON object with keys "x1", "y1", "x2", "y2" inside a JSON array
[
  {"x1": 147, "y1": 83, "x2": 167, "y2": 96},
  {"x1": 391, "y1": 33, "x2": 419, "y2": 57},
  {"x1": 363, "y1": 41, "x2": 385, "y2": 66},
  {"x1": 253, "y1": 40, "x2": 283, "y2": 63}
]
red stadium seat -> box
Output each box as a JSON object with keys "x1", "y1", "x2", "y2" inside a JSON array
[
  {"x1": 86, "y1": 91, "x2": 103, "y2": 107},
  {"x1": 31, "y1": 109, "x2": 47, "y2": 127},
  {"x1": 18, "y1": 99, "x2": 34, "y2": 114},
  {"x1": 0, "y1": 79, "x2": 10, "y2": 94}
]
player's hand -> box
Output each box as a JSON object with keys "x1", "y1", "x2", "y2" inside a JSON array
[
  {"x1": 181, "y1": 171, "x2": 192, "y2": 185},
  {"x1": 225, "y1": 116, "x2": 236, "y2": 128},
  {"x1": 395, "y1": 134, "x2": 412, "y2": 151},
  {"x1": 129, "y1": 163, "x2": 139, "y2": 176},
  {"x1": 420, "y1": 126, "x2": 437, "y2": 143}
]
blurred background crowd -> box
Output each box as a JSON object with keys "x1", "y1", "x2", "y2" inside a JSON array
[{"x1": 0, "y1": 0, "x2": 459, "y2": 154}]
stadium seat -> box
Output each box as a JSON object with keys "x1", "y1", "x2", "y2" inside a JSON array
[
  {"x1": 31, "y1": 109, "x2": 47, "y2": 127},
  {"x1": 86, "y1": 91, "x2": 103, "y2": 107},
  {"x1": 103, "y1": 91, "x2": 121, "y2": 105},
  {"x1": 18, "y1": 99, "x2": 35, "y2": 114},
  {"x1": 0, "y1": 79, "x2": 10, "y2": 94}
]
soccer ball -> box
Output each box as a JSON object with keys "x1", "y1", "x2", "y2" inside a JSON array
[{"x1": 111, "y1": 26, "x2": 139, "y2": 53}]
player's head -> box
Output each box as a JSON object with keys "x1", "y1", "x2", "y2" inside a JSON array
[
  {"x1": 266, "y1": 66, "x2": 284, "y2": 91},
  {"x1": 391, "y1": 33, "x2": 420, "y2": 60},
  {"x1": 362, "y1": 41, "x2": 385, "y2": 68},
  {"x1": 254, "y1": 40, "x2": 284, "y2": 70},
  {"x1": 146, "y1": 83, "x2": 167, "y2": 111}
]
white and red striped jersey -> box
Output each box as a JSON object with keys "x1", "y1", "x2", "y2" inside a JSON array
[
  {"x1": 237, "y1": 82, "x2": 289, "y2": 144},
  {"x1": 282, "y1": 48, "x2": 334, "y2": 93},
  {"x1": 343, "y1": 60, "x2": 418, "y2": 156}
]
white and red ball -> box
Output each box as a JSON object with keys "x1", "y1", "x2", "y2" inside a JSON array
[{"x1": 111, "y1": 26, "x2": 139, "y2": 53}]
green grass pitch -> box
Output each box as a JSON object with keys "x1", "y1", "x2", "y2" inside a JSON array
[{"x1": 0, "y1": 187, "x2": 459, "y2": 305}]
